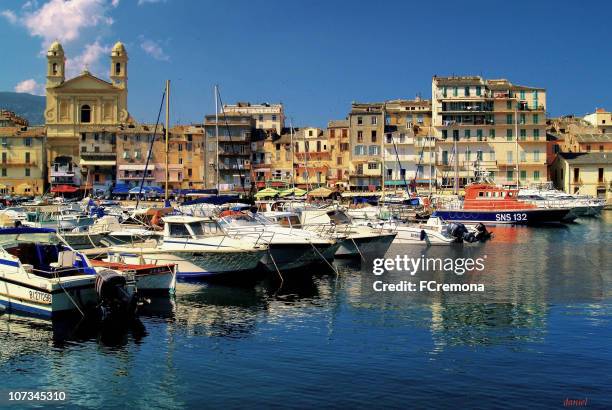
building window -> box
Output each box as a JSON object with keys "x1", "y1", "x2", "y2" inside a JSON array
[
  {"x1": 272, "y1": 115, "x2": 277, "y2": 121},
  {"x1": 506, "y1": 114, "x2": 513, "y2": 125},
  {"x1": 533, "y1": 114, "x2": 539, "y2": 124},
  {"x1": 476, "y1": 86, "x2": 481, "y2": 96},
  {"x1": 507, "y1": 101, "x2": 512, "y2": 110},
  {"x1": 357, "y1": 116, "x2": 363, "y2": 125},
  {"x1": 506, "y1": 151, "x2": 513, "y2": 163},
  {"x1": 520, "y1": 114, "x2": 526, "y2": 124},
  {"x1": 25, "y1": 168, "x2": 31, "y2": 177},
  {"x1": 371, "y1": 116, "x2": 377, "y2": 125},
  {"x1": 489, "y1": 129, "x2": 495, "y2": 139},
  {"x1": 25, "y1": 152, "x2": 30, "y2": 163},
  {"x1": 466, "y1": 150, "x2": 471, "y2": 161},
  {"x1": 25, "y1": 137, "x2": 32, "y2": 147},
  {"x1": 115, "y1": 62, "x2": 121, "y2": 75},
  {"x1": 52, "y1": 63, "x2": 58, "y2": 75},
  {"x1": 534, "y1": 170, "x2": 540, "y2": 181},
  {"x1": 464, "y1": 129, "x2": 471, "y2": 139},
  {"x1": 442, "y1": 130, "x2": 448, "y2": 139},
  {"x1": 452, "y1": 130, "x2": 459, "y2": 140},
  {"x1": 367, "y1": 162, "x2": 378, "y2": 170},
  {"x1": 417, "y1": 114, "x2": 424, "y2": 124},
  {"x1": 453, "y1": 87, "x2": 458, "y2": 97},
  {"x1": 1, "y1": 168, "x2": 6, "y2": 177},
  {"x1": 534, "y1": 150, "x2": 540, "y2": 161},
  {"x1": 586, "y1": 145, "x2": 591, "y2": 152},
  {"x1": 533, "y1": 129, "x2": 540, "y2": 139},
  {"x1": 442, "y1": 87, "x2": 447, "y2": 97},
  {"x1": 520, "y1": 151, "x2": 526, "y2": 162},
  {"x1": 520, "y1": 129, "x2": 527, "y2": 139},
  {"x1": 357, "y1": 131, "x2": 363, "y2": 142},
  {"x1": 308, "y1": 130, "x2": 313, "y2": 137},
  {"x1": 329, "y1": 129, "x2": 335, "y2": 139},
  {"x1": 477, "y1": 150, "x2": 483, "y2": 161},
  {"x1": 507, "y1": 170, "x2": 513, "y2": 180},
  {"x1": 188, "y1": 168, "x2": 192, "y2": 177},
  {"x1": 354, "y1": 145, "x2": 365, "y2": 156},
  {"x1": 600, "y1": 145, "x2": 604, "y2": 152},
  {"x1": 371, "y1": 130, "x2": 377, "y2": 142},
  {"x1": 476, "y1": 129, "x2": 483, "y2": 140},
  {"x1": 520, "y1": 170, "x2": 527, "y2": 180},
  {"x1": 506, "y1": 129, "x2": 513, "y2": 140},
  {"x1": 464, "y1": 86, "x2": 470, "y2": 96},
  {"x1": 599, "y1": 168, "x2": 604, "y2": 182},
  {"x1": 368, "y1": 145, "x2": 379, "y2": 156},
  {"x1": 80, "y1": 105, "x2": 91, "y2": 123}
]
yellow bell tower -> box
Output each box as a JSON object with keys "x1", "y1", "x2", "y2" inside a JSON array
[
  {"x1": 110, "y1": 41, "x2": 128, "y2": 90},
  {"x1": 46, "y1": 41, "x2": 65, "y2": 88}
]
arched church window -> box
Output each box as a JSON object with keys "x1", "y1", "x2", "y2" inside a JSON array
[
  {"x1": 52, "y1": 63, "x2": 58, "y2": 75},
  {"x1": 115, "y1": 62, "x2": 121, "y2": 75},
  {"x1": 81, "y1": 105, "x2": 92, "y2": 123}
]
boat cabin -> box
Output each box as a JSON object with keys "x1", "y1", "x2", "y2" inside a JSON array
[
  {"x1": 162, "y1": 215, "x2": 223, "y2": 239},
  {"x1": 0, "y1": 227, "x2": 94, "y2": 278},
  {"x1": 463, "y1": 184, "x2": 535, "y2": 210},
  {"x1": 264, "y1": 212, "x2": 302, "y2": 229}
]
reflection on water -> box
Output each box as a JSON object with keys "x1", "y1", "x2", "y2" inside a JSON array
[{"x1": 0, "y1": 214, "x2": 610, "y2": 408}]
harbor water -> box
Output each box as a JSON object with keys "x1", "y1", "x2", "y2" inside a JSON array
[{"x1": 1, "y1": 213, "x2": 610, "y2": 408}]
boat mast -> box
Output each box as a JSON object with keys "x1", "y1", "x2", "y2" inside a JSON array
[
  {"x1": 165, "y1": 79, "x2": 170, "y2": 205},
  {"x1": 290, "y1": 118, "x2": 295, "y2": 189},
  {"x1": 454, "y1": 129, "x2": 459, "y2": 195},
  {"x1": 215, "y1": 84, "x2": 219, "y2": 192}
]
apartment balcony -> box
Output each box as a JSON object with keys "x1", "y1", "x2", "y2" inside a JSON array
[
  {"x1": 1, "y1": 159, "x2": 38, "y2": 167},
  {"x1": 295, "y1": 152, "x2": 331, "y2": 160},
  {"x1": 219, "y1": 149, "x2": 249, "y2": 156},
  {"x1": 437, "y1": 137, "x2": 492, "y2": 144},
  {"x1": 120, "y1": 174, "x2": 155, "y2": 180},
  {"x1": 50, "y1": 170, "x2": 76, "y2": 177},
  {"x1": 218, "y1": 163, "x2": 250, "y2": 170},
  {"x1": 436, "y1": 160, "x2": 498, "y2": 169}
]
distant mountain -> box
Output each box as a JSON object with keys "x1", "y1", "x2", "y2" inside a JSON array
[{"x1": 0, "y1": 92, "x2": 45, "y2": 125}]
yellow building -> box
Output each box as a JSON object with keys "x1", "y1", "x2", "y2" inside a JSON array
[
  {"x1": 222, "y1": 102, "x2": 284, "y2": 134},
  {"x1": 550, "y1": 152, "x2": 611, "y2": 201},
  {"x1": 293, "y1": 127, "x2": 331, "y2": 187},
  {"x1": 348, "y1": 103, "x2": 385, "y2": 190},
  {"x1": 0, "y1": 112, "x2": 46, "y2": 196},
  {"x1": 168, "y1": 125, "x2": 207, "y2": 190},
  {"x1": 44, "y1": 41, "x2": 130, "y2": 189},
  {"x1": 584, "y1": 108, "x2": 612, "y2": 134},
  {"x1": 432, "y1": 76, "x2": 548, "y2": 189}
]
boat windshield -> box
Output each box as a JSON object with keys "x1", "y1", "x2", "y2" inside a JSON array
[
  {"x1": 221, "y1": 213, "x2": 263, "y2": 226},
  {"x1": 327, "y1": 210, "x2": 351, "y2": 225},
  {"x1": 0, "y1": 232, "x2": 60, "y2": 248}
]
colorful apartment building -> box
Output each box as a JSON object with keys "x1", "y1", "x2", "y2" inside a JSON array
[
  {"x1": 431, "y1": 76, "x2": 548, "y2": 190},
  {"x1": 550, "y1": 152, "x2": 611, "y2": 200},
  {"x1": 0, "y1": 112, "x2": 46, "y2": 196},
  {"x1": 348, "y1": 103, "x2": 385, "y2": 190},
  {"x1": 584, "y1": 108, "x2": 612, "y2": 134},
  {"x1": 292, "y1": 127, "x2": 331, "y2": 187},
  {"x1": 327, "y1": 119, "x2": 350, "y2": 188},
  {"x1": 222, "y1": 102, "x2": 284, "y2": 133},
  {"x1": 115, "y1": 124, "x2": 163, "y2": 193},
  {"x1": 204, "y1": 113, "x2": 253, "y2": 192}
]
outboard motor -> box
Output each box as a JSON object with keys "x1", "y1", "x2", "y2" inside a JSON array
[
  {"x1": 94, "y1": 269, "x2": 138, "y2": 321},
  {"x1": 447, "y1": 222, "x2": 468, "y2": 243},
  {"x1": 473, "y1": 223, "x2": 492, "y2": 242}
]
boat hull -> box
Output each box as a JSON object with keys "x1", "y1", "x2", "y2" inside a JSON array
[
  {"x1": 0, "y1": 276, "x2": 97, "y2": 318},
  {"x1": 262, "y1": 242, "x2": 340, "y2": 271},
  {"x1": 336, "y1": 233, "x2": 396, "y2": 257},
  {"x1": 432, "y1": 208, "x2": 571, "y2": 224}
]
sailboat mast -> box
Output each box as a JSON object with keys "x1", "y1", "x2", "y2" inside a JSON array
[
  {"x1": 165, "y1": 79, "x2": 170, "y2": 204},
  {"x1": 290, "y1": 118, "x2": 295, "y2": 189},
  {"x1": 515, "y1": 101, "x2": 519, "y2": 188},
  {"x1": 215, "y1": 85, "x2": 219, "y2": 192}
]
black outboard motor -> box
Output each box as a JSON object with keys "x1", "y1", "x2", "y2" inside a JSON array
[
  {"x1": 447, "y1": 222, "x2": 468, "y2": 243},
  {"x1": 94, "y1": 269, "x2": 138, "y2": 321},
  {"x1": 473, "y1": 223, "x2": 492, "y2": 242}
]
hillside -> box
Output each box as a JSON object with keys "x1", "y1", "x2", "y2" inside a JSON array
[{"x1": 0, "y1": 92, "x2": 45, "y2": 125}]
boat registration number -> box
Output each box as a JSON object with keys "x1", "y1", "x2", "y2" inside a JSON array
[
  {"x1": 495, "y1": 213, "x2": 527, "y2": 222},
  {"x1": 28, "y1": 290, "x2": 52, "y2": 305}
]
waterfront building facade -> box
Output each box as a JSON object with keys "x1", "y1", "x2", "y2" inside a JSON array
[
  {"x1": 115, "y1": 124, "x2": 163, "y2": 193},
  {"x1": 327, "y1": 119, "x2": 350, "y2": 188},
  {"x1": 348, "y1": 103, "x2": 385, "y2": 190},
  {"x1": 223, "y1": 102, "x2": 284, "y2": 134},
  {"x1": 431, "y1": 76, "x2": 548, "y2": 190},
  {"x1": 45, "y1": 41, "x2": 130, "y2": 190},
  {"x1": 204, "y1": 113, "x2": 253, "y2": 191},
  {"x1": 292, "y1": 127, "x2": 330, "y2": 187},
  {"x1": 0, "y1": 112, "x2": 46, "y2": 195},
  {"x1": 550, "y1": 152, "x2": 611, "y2": 200},
  {"x1": 168, "y1": 125, "x2": 206, "y2": 190}
]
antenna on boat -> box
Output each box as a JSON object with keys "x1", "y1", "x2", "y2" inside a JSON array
[{"x1": 214, "y1": 84, "x2": 219, "y2": 193}]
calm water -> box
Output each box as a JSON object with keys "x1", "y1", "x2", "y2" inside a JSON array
[{"x1": 1, "y1": 213, "x2": 611, "y2": 409}]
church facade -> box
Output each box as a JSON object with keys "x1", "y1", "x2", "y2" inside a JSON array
[{"x1": 44, "y1": 41, "x2": 130, "y2": 192}]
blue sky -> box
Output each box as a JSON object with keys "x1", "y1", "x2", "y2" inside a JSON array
[{"x1": 1, "y1": 0, "x2": 610, "y2": 127}]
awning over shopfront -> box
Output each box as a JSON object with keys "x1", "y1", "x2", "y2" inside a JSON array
[
  {"x1": 51, "y1": 185, "x2": 79, "y2": 193},
  {"x1": 80, "y1": 160, "x2": 117, "y2": 166}
]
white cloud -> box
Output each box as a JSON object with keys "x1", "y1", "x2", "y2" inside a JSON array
[
  {"x1": 1, "y1": 10, "x2": 18, "y2": 24},
  {"x1": 66, "y1": 40, "x2": 111, "y2": 78},
  {"x1": 138, "y1": 0, "x2": 166, "y2": 5},
  {"x1": 14, "y1": 79, "x2": 45, "y2": 95},
  {"x1": 19, "y1": 0, "x2": 116, "y2": 50},
  {"x1": 140, "y1": 38, "x2": 169, "y2": 61}
]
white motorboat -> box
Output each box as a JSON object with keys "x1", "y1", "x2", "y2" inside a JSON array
[
  {"x1": 519, "y1": 183, "x2": 604, "y2": 218},
  {"x1": 0, "y1": 227, "x2": 137, "y2": 319},
  {"x1": 360, "y1": 217, "x2": 491, "y2": 245},
  {"x1": 108, "y1": 216, "x2": 268, "y2": 280},
  {"x1": 218, "y1": 211, "x2": 341, "y2": 271},
  {"x1": 90, "y1": 258, "x2": 177, "y2": 294},
  {"x1": 297, "y1": 208, "x2": 397, "y2": 257}
]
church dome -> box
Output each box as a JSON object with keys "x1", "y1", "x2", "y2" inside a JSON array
[
  {"x1": 48, "y1": 41, "x2": 64, "y2": 55},
  {"x1": 112, "y1": 41, "x2": 126, "y2": 56}
]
